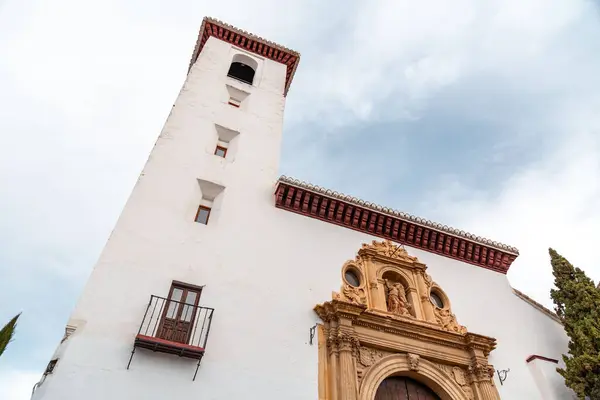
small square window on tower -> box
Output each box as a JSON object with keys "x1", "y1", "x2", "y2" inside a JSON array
[
  {"x1": 195, "y1": 205, "x2": 211, "y2": 225},
  {"x1": 214, "y1": 145, "x2": 227, "y2": 158},
  {"x1": 214, "y1": 125, "x2": 239, "y2": 160},
  {"x1": 195, "y1": 179, "x2": 225, "y2": 226},
  {"x1": 228, "y1": 98, "x2": 241, "y2": 108},
  {"x1": 226, "y1": 84, "x2": 249, "y2": 108}
]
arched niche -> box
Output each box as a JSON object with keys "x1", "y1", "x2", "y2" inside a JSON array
[
  {"x1": 227, "y1": 53, "x2": 259, "y2": 85},
  {"x1": 381, "y1": 270, "x2": 417, "y2": 318},
  {"x1": 378, "y1": 265, "x2": 416, "y2": 288}
]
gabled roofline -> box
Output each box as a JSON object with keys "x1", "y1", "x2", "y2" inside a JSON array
[{"x1": 512, "y1": 289, "x2": 562, "y2": 324}]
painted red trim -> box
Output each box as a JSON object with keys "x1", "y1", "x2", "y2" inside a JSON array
[
  {"x1": 274, "y1": 182, "x2": 518, "y2": 274},
  {"x1": 526, "y1": 355, "x2": 559, "y2": 364},
  {"x1": 135, "y1": 334, "x2": 205, "y2": 353},
  {"x1": 228, "y1": 101, "x2": 240, "y2": 108},
  {"x1": 190, "y1": 19, "x2": 300, "y2": 95}
]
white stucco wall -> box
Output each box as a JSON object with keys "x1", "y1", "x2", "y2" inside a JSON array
[
  {"x1": 527, "y1": 357, "x2": 575, "y2": 399},
  {"x1": 33, "y1": 35, "x2": 572, "y2": 400}
]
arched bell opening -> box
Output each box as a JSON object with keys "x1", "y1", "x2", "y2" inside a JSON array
[{"x1": 227, "y1": 54, "x2": 258, "y2": 85}]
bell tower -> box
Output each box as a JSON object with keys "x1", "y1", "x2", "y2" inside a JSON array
[{"x1": 32, "y1": 18, "x2": 301, "y2": 400}]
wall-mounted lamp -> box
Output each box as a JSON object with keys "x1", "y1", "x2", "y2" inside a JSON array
[
  {"x1": 497, "y1": 368, "x2": 510, "y2": 385},
  {"x1": 309, "y1": 325, "x2": 317, "y2": 345}
]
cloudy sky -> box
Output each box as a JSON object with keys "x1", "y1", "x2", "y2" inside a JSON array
[{"x1": 1, "y1": 0, "x2": 600, "y2": 398}]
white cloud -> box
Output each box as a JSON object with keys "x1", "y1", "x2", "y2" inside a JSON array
[
  {"x1": 289, "y1": 0, "x2": 597, "y2": 127},
  {"x1": 421, "y1": 113, "x2": 600, "y2": 308}
]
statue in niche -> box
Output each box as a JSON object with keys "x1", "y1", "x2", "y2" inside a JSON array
[{"x1": 385, "y1": 280, "x2": 411, "y2": 316}]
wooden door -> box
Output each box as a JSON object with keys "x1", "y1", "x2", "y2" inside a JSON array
[
  {"x1": 375, "y1": 377, "x2": 441, "y2": 400},
  {"x1": 157, "y1": 285, "x2": 201, "y2": 344}
]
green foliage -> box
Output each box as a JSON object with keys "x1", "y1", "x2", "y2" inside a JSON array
[
  {"x1": 0, "y1": 313, "x2": 20, "y2": 358},
  {"x1": 549, "y1": 248, "x2": 600, "y2": 399}
]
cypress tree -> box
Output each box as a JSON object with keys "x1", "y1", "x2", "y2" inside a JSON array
[
  {"x1": 549, "y1": 248, "x2": 600, "y2": 399},
  {"x1": 0, "y1": 313, "x2": 20, "y2": 358}
]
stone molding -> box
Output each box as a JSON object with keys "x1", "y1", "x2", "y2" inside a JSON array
[{"x1": 360, "y1": 354, "x2": 470, "y2": 400}]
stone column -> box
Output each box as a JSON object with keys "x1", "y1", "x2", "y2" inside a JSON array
[
  {"x1": 326, "y1": 325, "x2": 339, "y2": 400},
  {"x1": 477, "y1": 381, "x2": 500, "y2": 400},
  {"x1": 469, "y1": 362, "x2": 501, "y2": 400},
  {"x1": 318, "y1": 325, "x2": 328, "y2": 400},
  {"x1": 337, "y1": 333, "x2": 359, "y2": 400},
  {"x1": 375, "y1": 278, "x2": 388, "y2": 312},
  {"x1": 416, "y1": 269, "x2": 436, "y2": 322},
  {"x1": 406, "y1": 286, "x2": 423, "y2": 319},
  {"x1": 363, "y1": 256, "x2": 386, "y2": 311}
]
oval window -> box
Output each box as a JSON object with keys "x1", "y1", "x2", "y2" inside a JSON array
[
  {"x1": 430, "y1": 292, "x2": 444, "y2": 308},
  {"x1": 345, "y1": 269, "x2": 361, "y2": 287}
]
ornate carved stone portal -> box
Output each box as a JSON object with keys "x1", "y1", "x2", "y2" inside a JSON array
[{"x1": 315, "y1": 240, "x2": 501, "y2": 400}]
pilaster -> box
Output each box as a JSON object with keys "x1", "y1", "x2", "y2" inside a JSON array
[{"x1": 416, "y1": 269, "x2": 436, "y2": 323}]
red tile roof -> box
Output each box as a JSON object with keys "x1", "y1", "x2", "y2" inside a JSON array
[{"x1": 275, "y1": 176, "x2": 520, "y2": 274}]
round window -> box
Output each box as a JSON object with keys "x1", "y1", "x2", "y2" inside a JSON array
[
  {"x1": 344, "y1": 269, "x2": 361, "y2": 287},
  {"x1": 430, "y1": 292, "x2": 444, "y2": 308}
]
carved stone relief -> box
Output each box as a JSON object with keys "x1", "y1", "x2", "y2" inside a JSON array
[
  {"x1": 339, "y1": 284, "x2": 367, "y2": 305},
  {"x1": 358, "y1": 347, "x2": 386, "y2": 368},
  {"x1": 421, "y1": 270, "x2": 433, "y2": 288},
  {"x1": 407, "y1": 353, "x2": 420, "y2": 371},
  {"x1": 326, "y1": 328, "x2": 360, "y2": 354},
  {"x1": 362, "y1": 240, "x2": 419, "y2": 263},
  {"x1": 452, "y1": 366, "x2": 475, "y2": 400},
  {"x1": 432, "y1": 362, "x2": 476, "y2": 400},
  {"x1": 434, "y1": 307, "x2": 467, "y2": 334},
  {"x1": 356, "y1": 346, "x2": 389, "y2": 385},
  {"x1": 469, "y1": 361, "x2": 496, "y2": 384},
  {"x1": 433, "y1": 361, "x2": 453, "y2": 376},
  {"x1": 355, "y1": 348, "x2": 425, "y2": 386}
]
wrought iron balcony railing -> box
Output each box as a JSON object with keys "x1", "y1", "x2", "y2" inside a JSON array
[{"x1": 127, "y1": 295, "x2": 214, "y2": 380}]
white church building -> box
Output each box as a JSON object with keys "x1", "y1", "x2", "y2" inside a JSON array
[{"x1": 31, "y1": 17, "x2": 575, "y2": 400}]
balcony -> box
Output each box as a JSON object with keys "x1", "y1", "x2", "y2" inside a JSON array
[{"x1": 127, "y1": 295, "x2": 215, "y2": 380}]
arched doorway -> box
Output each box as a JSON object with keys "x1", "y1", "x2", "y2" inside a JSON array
[{"x1": 375, "y1": 376, "x2": 441, "y2": 400}]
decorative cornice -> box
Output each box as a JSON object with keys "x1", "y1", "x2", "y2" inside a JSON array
[
  {"x1": 188, "y1": 17, "x2": 300, "y2": 95},
  {"x1": 315, "y1": 300, "x2": 497, "y2": 357},
  {"x1": 512, "y1": 289, "x2": 562, "y2": 324},
  {"x1": 275, "y1": 176, "x2": 519, "y2": 274}
]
